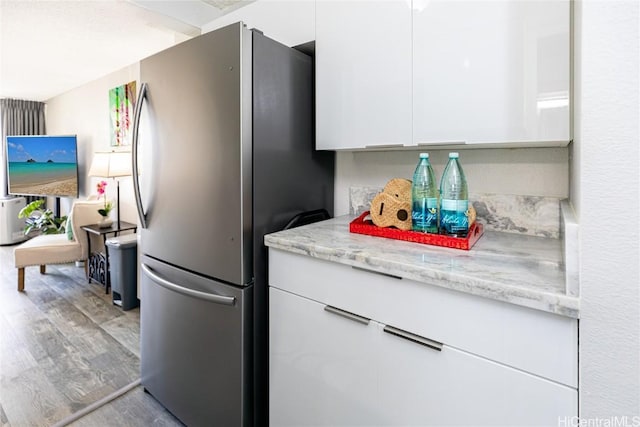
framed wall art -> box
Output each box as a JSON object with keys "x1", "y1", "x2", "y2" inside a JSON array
[{"x1": 109, "y1": 81, "x2": 136, "y2": 146}]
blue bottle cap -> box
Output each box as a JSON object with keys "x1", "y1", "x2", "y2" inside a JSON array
[
  {"x1": 449, "y1": 152, "x2": 459, "y2": 158},
  {"x1": 419, "y1": 153, "x2": 429, "y2": 159}
]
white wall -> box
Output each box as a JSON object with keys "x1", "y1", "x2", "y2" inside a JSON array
[
  {"x1": 46, "y1": 64, "x2": 140, "y2": 223},
  {"x1": 334, "y1": 147, "x2": 569, "y2": 215},
  {"x1": 574, "y1": 0, "x2": 640, "y2": 418}
]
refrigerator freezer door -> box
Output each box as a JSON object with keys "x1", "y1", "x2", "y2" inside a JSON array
[
  {"x1": 140, "y1": 255, "x2": 252, "y2": 426},
  {"x1": 137, "y1": 22, "x2": 252, "y2": 286}
]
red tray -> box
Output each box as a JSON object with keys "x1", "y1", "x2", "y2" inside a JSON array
[{"x1": 349, "y1": 211, "x2": 484, "y2": 250}]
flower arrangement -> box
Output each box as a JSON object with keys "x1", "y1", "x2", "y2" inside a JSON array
[{"x1": 96, "y1": 180, "x2": 113, "y2": 217}]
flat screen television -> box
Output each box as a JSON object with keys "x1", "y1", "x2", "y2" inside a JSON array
[{"x1": 6, "y1": 135, "x2": 79, "y2": 198}]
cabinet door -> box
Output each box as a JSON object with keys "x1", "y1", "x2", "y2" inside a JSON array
[
  {"x1": 316, "y1": 0, "x2": 412, "y2": 150},
  {"x1": 376, "y1": 323, "x2": 577, "y2": 426},
  {"x1": 413, "y1": 0, "x2": 570, "y2": 145},
  {"x1": 269, "y1": 288, "x2": 380, "y2": 426}
]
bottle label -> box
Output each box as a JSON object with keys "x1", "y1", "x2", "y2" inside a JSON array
[
  {"x1": 412, "y1": 197, "x2": 438, "y2": 232},
  {"x1": 440, "y1": 199, "x2": 469, "y2": 235}
]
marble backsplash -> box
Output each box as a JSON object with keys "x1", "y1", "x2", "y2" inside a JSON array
[{"x1": 349, "y1": 186, "x2": 561, "y2": 239}]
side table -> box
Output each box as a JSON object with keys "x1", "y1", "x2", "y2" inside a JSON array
[{"x1": 82, "y1": 221, "x2": 137, "y2": 294}]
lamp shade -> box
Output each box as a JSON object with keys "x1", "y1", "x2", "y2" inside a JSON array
[{"x1": 88, "y1": 151, "x2": 132, "y2": 178}]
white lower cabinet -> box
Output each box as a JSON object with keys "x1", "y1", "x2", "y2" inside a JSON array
[
  {"x1": 269, "y1": 287, "x2": 380, "y2": 426},
  {"x1": 269, "y1": 249, "x2": 578, "y2": 426},
  {"x1": 377, "y1": 325, "x2": 576, "y2": 426}
]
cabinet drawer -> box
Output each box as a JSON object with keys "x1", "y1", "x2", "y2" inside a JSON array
[
  {"x1": 378, "y1": 325, "x2": 577, "y2": 426},
  {"x1": 377, "y1": 276, "x2": 577, "y2": 388},
  {"x1": 268, "y1": 249, "x2": 577, "y2": 388},
  {"x1": 269, "y1": 248, "x2": 397, "y2": 323}
]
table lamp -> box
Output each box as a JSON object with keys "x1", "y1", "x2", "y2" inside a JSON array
[{"x1": 88, "y1": 151, "x2": 132, "y2": 229}]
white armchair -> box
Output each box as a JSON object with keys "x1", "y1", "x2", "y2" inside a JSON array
[{"x1": 14, "y1": 200, "x2": 104, "y2": 292}]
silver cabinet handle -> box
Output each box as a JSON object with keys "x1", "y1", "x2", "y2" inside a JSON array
[
  {"x1": 416, "y1": 140, "x2": 467, "y2": 146},
  {"x1": 365, "y1": 143, "x2": 404, "y2": 149},
  {"x1": 142, "y1": 263, "x2": 235, "y2": 306},
  {"x1": 351, "y1": 266, "x2": 402, "y2": 280},
  {"x1": 383, "y1": 325, "x2": 442, "y2": 352},
  {"x1": 324, "y1": 305, "x2": 370, "y2": 325}
]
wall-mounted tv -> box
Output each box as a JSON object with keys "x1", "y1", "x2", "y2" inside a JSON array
[{"x1": 6, "y1": 135, "x2": 79, "y2": 198}]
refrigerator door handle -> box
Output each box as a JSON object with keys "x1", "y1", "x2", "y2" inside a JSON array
[
  {"x1": 132, "y1": 82, "x2": 148, "y2": 229},
  {"x1": 141, "y1": 263, "x2": 236, "y2": 306}
]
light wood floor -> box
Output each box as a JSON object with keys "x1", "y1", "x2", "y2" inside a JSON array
[{"x1": 0, "y1": 244, "x2": 183, "y2": 427}]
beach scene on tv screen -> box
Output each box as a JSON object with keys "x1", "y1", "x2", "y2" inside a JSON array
[{"x1": 7, "y1": 136, "x2": 78, "y2": 197}]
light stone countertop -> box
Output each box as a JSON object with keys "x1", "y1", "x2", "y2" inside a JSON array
[{"x1": 264, "y1": 215, "x2": 580, "y2": 319}]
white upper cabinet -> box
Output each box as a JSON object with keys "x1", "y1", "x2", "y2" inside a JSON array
[
  {"x1": 316, "y1": 0, "x2": 571, "y2": 150},
  {"x1": 412, "y1": 0, "x2": 570, "y2": 146},
  {"x1": 316, "y1": 0, "x2": 412, "y2": 149}
]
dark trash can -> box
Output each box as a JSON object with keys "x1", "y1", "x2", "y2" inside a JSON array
[{"x1": 106, "y1": 234, "x2": 139, "y2": 310}]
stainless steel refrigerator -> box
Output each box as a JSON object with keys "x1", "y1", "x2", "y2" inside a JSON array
[{"x1": 131, "y1": 22, "x2": 334, "y2": 426}]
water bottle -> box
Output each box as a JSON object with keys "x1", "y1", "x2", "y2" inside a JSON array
[
  {"x1": 439, "y1": 152, "x2": 469, "y2": 237},
  {"x1": 411, "y1": 153, "x2": 438, "y2": 233}
]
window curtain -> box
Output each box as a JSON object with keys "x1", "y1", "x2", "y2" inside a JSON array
[{"x1": 0, "y1": 99, "x2": 46, "y2": 198}]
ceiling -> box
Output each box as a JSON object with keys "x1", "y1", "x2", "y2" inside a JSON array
[{"x1": 0, "y1": 0, "x2": 252, "y2": 102}]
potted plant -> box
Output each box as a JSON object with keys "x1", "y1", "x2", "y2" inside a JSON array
[
  {"x1": 18, "y1": 199, "x2": 68, "y2": 236},
  {"x1": 96, "y1": 180, "x2": 114, "y2": 228}
]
